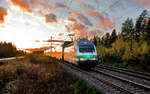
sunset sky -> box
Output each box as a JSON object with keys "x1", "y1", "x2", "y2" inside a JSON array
[{"x1": 0, "y1": 0, "x2": 150, "y2": 49}]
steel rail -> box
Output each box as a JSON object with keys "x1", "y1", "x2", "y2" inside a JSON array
[
  {"x1": 97, "y1": 65, "x2": 150, "y2": 81},
  {"x1": 98, "y1": 65, "x2": 150, "y2": 77},
  {"x1": 94, "y1": 67, "x2": 150, "y2": 91}
]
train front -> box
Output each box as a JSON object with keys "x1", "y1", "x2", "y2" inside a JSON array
[{"x1": 75, "y1": 39, "x2": 98, "y2": 68}]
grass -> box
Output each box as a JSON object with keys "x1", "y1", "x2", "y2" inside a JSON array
[
  {"x1": 0, "y1": 54, "x2": 75, "y2": 94},
  {"x1": 72, "y1": 77, "x2": 103, "y2": 94},
  {"x1": 100, "y1": 60, "x2": 150, "y2": 72},
  {"x1": 0, "y1": 53, "x2": 103, "y2": 94}
]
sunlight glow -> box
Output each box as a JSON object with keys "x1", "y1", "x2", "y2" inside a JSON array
[{"x1": 0, "y1": 3, "x2": 67, "y2": 49}]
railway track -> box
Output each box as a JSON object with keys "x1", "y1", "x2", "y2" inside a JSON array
[
  {"x1": 54, "y1": 59, "x2": 137, "y2": 94},
  {"x1": 96, "y1": 65, "x2": 150, "y2": 87},
  {"x1": 93, "y1": 67, "x2": 150, "y2": 94},
  {"x1": 97, "y1": 65, "x2": 150, "y2": 80}
]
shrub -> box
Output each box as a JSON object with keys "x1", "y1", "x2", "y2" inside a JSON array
[
  {"x1": 72, "y1": 78, "x2": 103, "y2": 94},
  {"x1": 87, "y1": 86, "x2": 103, "y2": 94},
  {"x1": 72, "y1": 78, "x2": 87, "y2": 94}
]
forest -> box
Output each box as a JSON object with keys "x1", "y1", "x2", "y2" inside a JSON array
[
  {"x1": 0, "y1": 42, "x2": 25, "y2": 58},
  {"x1": 92, "y1": 10, "x2": 150, "y2": 71}
]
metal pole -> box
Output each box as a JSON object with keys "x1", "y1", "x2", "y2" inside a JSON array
[
  {"x1": 62, "y1": 45, "x2": 64, "y2": 60},
  {"x1": 51, "y1": 36, "x2": 52, "y2": 57}
]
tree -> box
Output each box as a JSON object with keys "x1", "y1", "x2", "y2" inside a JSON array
[
  {"x1": 110, "y1": 29, "x2": 117, "y2": 44},
  {"x1": 111, "y1": 37, "x2": 125, "y2": 56},
  {"x1": 101, "y1": 36, "x2": 105, "y2": 45},
  {"x1": 93, "y1": 36, "x2": 98, "y2": 46},
  {"x1": 134, "y1": 10, "x2": 148, "y2": 41},
  {"x1": 0, "y1": 42, "x2": 17, "y2": 58},
  {"x1": 104, "y1": 33, "x2": 111, "y2": 47},
  {"x1": 97, "y1": 37, "x2": 101, "y2": 45},
  {"x1": 145, "y1": 18, "x2": 150, "y2": 43},
  {"x1": 121, "y1": 18, "x2": 134, "y2": 41}
]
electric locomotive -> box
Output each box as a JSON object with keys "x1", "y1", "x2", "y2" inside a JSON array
[{"x1": 62, "y1": 39, "x2": 98, "y2": 68}]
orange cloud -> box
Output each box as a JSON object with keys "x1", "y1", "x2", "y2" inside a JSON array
[
  {"x1": 87, "y1": 10, "x2": 114, "y2": 28},
  {"x1": 10, "y1": 0, "x2": 32, "y2": 13},
  {"x1": 138, "y1": 0, "x2": 150, "y2": 7},
  {"x1": 65, "y1": 23, "x2": 85, "y2": 33},
  {"x1": 65, "y1": 25, "x2": 70, "y2": 32},
  {"x1": 30, "y1": 0, "x2": 54, "y2": 14},
  {"x1": 70, "y1": 11, "x2": 93, "y2": 26},
  {"x1": 67, "y1": 17, "x2": 77, "y2": 23},
  {"x1": 88, "y1": 29, "x2": 104, "y2": 38},
  {"x1": 96, "y1": 18, "x2": 115, "y2": 28},
  {"x1": 87, "y1": 10, "x2": 103, "y2": 19},
  {"x1": 45, "y1": 13, "x2": 57, "y2": 23},
  {"x1": 65, "y1": 22, "x2": 104, "y2": 39},
  {"x1": 65, "y1": 23, "x2": 88, "y2": 39},
  {"x1": 71, "y1": 23, "x2": 85, "y2": 32},
  {"x1": 58, "y1": 32, "x2": 64, "y2": 36},
  {"x1": 35, "y1": 9, "x2": 44, "y2": 15},
  {"x1": 0, "y1": 7, "x2": 8, "y2": 24}
]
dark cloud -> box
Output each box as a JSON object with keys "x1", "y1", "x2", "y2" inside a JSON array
[
  {"x1": 0, "y1": 6, "x2": 7, "y2": 24},
  {"x1": 55, "y1": 2, "x2": 68, "y2": 8},
  {"x1": 45, "y1": 13, "x2": 57, "y2": 23},
  {"x1": 93, "y1": 0, "x2": 101, "y2": 3},
  {"x1": 69, "y1": 11, "x2": 93, "y2": 26},
  {"x1": 10, "y1": 0, "x2": 32, "y2": 13},
  {"x1": 75, "y1": 0, "x2": 94, "y2": 10},
  {"x1": 38, "y1": 2, "x2": 54, "y2": 10}
]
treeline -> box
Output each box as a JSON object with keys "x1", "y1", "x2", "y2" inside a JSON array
[
  {"x1": 92, "y1": 10, "x2": 150, "y2": 70},
  {"x1": 0, "y1": 42, "x2": 25, "y2": 58}
]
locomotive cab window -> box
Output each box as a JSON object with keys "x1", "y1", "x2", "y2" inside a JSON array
[{"x1": 79, "y1": 45, "x2": 95, "y2": 52}]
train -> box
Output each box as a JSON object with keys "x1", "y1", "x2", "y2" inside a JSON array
[{"x1": 62, "y1": 39, "x2": 98, "y2": 69}]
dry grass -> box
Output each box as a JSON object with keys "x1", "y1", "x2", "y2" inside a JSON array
[{"x1": 0, "y1": 54, "x2": 75, "y2": 94}]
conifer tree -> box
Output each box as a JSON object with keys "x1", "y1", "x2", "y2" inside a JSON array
[
  {"x1": 145, "y1": 19, "x2": 150, "y2": 43},
  {"x1": 121, "y1": 18, "x2": 134, "y2": 41},
  {"x1": 110, "y1": 29, "x2": 117, "y2": 44},
  {"x1": 134, "y1": 10, "x2": 148, "y2": 41}
]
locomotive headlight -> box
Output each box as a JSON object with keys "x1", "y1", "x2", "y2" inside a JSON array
[
  {"x1": 92, "y1": 57, "x2": 97, "y2": 60},
  {"x1": 75, "y1": 58, "x2": 79, "y2": 61},
  {"x1": 80, "y1": 58, "x2": 84, "y2": 61}
]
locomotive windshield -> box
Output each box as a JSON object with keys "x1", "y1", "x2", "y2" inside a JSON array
[{"x1": 79, "y1": 45, "x2": 95, "y2": 52}]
